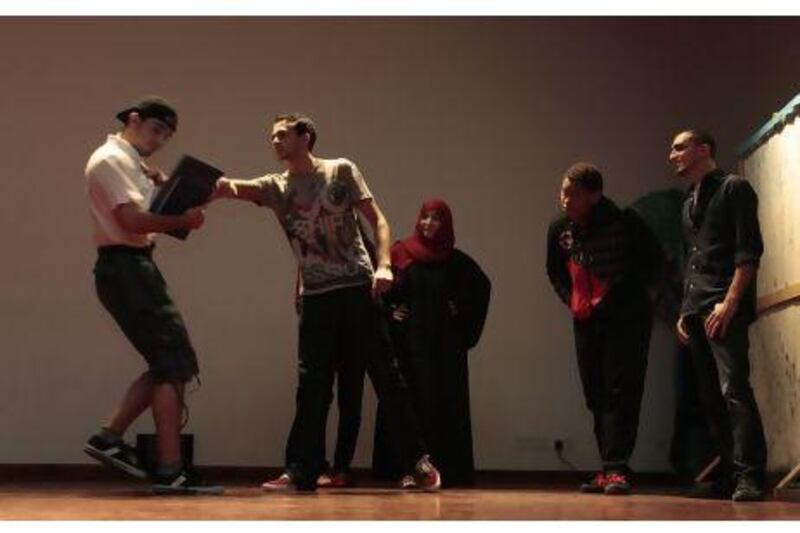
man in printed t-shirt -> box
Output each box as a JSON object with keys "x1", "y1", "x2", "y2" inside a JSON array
[{"x1": 212, "y1": 114, "x2": 441, "y2": 492}]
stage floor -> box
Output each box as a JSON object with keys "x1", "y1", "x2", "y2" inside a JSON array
[{"x1": 1, "y1": 480, "x2": 800, "y2": 520}]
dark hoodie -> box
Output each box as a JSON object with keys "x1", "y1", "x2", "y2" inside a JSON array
[{"x1": 546, "y1": 196, "x2": 665, "y2": 320}]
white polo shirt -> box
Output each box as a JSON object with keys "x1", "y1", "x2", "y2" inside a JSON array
[{"x1": 85, "y1": 134, "x2": 155, "y2": 248}]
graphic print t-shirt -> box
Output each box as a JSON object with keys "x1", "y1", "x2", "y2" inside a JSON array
[{"x1": 255, "y1": 158, "x2": 375, "y2": 295}]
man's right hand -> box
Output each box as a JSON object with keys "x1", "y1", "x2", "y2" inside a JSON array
[
  {"x1": 392, "y1": 304, "x2": 411, "y2": 322},
  {"x1": 212, "y1": 177, "x2": 238, "y2": 200},
  {"x1": 181, "y1": 206, "x2": 206, "y2": 230},
  {"x1": 676, "y1": 315, "x2": 690, "y2": 346}
]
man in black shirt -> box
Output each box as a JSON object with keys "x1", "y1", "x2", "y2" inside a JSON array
[
  {"x1": 670, "y1": 129, "x2": 767, "y2": 501},
  {"x1": 546, "y1": 163, "x2": 664, "y2": 495}
]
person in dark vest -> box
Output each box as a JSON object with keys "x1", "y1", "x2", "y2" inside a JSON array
[
  {"x1": 372, "y1": 199, "x2": 491, "y2": 487},
  {"x1": 670, "y1": 129, "x2": 767, "y2": 501},
  {"x1": 546, "y1": 162, "x2": 664, "y2": 495}
]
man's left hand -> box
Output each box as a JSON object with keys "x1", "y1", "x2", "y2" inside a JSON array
[
  {"x1": 448, "y1": 300, "x2": 458, "y2": 316},
  {"x1": 704, "y1": 300, "x2": 737, "y2": 340},
  {"x1": 372, "y1": 266, "x2": 394, "y2": 298}
]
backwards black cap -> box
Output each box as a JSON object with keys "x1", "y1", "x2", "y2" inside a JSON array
[{"x1": 116, "y1": 95, "x2": 178, "y2": 131}]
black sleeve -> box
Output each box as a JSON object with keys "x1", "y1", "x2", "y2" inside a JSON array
[
  {"x1": 546, "y1": 219, "x2": 571, "y2": 306},
  {"x1": 726, "y1": 177, "x2": 764, "y2": 267},
  {"x1": 624, "y1": 207, "x2": 666, "y2": 287},
  {"x1": 382, "y1": 268, "x2": 409, "y2": 350},
  {"x1": 452, "y1": 251, "x2": 491, "y2": 350},
  {"x1": 383, "y1": 266, "x2": 406, "y2": 314},
  {"x1": 680, "y1": 198, "x2": 690, "y2": 271}
]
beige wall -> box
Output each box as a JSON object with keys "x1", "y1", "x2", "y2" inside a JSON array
[
  {"x1": 741, "y1": 113, "x2": 800, "y2": 471},
  {"x1": 1, "y1": 17, "x2": 799, "y2": 470}
]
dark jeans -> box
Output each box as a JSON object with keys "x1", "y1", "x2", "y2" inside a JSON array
[
  {"x1": 684, "y1": 312, "x2": 767, "y2": 483},
  {"x1": 573, "y1": 296, "x2": 651, "y2": 474},
  {"x1": 284, "y1": 284, "x2": 426, "y2": 488},
  {"x1": 669, "y1": 341, "x2": 715, "y2": 482}
]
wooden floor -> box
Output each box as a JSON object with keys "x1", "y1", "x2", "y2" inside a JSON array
[{"x1": 2, "y1": 480, "x2": 800, "y2": 520}]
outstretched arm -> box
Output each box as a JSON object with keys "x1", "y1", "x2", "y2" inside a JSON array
[{"x1": 212, "y1": 177, "x2": 267, "y2": 204}]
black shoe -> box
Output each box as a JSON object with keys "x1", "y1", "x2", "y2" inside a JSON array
[
  {"x1": 83, "y1": 434, "x2": 147, "y2": 479},
  {"x1": 732, "y1": 476, "x2": 765, "y2": 502},
  {"x1": 580, "y1": 472, "x2": 607, "y2": 493},
  {"x1": 688, "y1": 479, "x2": 734, "y2": 500},
  {"x1": 152, "y1": 469, "x2": 224, "y2": 495},
  {"x1": 604, "y1": 472, "x2": 631, "y2": 495}
]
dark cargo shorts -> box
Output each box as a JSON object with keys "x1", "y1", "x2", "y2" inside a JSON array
[{"x1": 94, "y1": 245, "x2": 199, "y2": 383}]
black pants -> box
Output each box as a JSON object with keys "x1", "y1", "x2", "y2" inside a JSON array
[
  {"x1": 669, "y1": 341, "x2": 715, "y2": 482},
  {"x1": 284, "y1": 284, "x2": 426, "y2": 488},
  {"x1": 329, "y1": 352, "x2": 366, "y2": 473},
  {"x1": 573, "y1": 297, "x2": 651, "y2": 474},
  {"x1": 684, "y1": 312, "x2": 767, "y2": 483}
]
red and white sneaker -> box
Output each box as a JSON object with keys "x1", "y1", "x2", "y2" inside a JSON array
[
  {"x1": 579, "y1": 472, "x2": 607, "y2": 493},
  {"x1": 317, "y1": 472, "x2": 333, "y2": 487},
  {"x1": 261, "y1": 472, "x2": 294, "y2": 492},
  {"x1": 413, "y1": 455, "x2": 441, "y2": 492},
  {"x1": 603, "y1": 472, "x2": 631, "y2": 495},
  {"x1": 317, "y1": 471, "x2": 355, "y2": 488}
]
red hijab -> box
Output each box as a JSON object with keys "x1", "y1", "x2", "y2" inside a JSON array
[{"x1": 392, "y1": 199, "x2": 455, "y2": 272}]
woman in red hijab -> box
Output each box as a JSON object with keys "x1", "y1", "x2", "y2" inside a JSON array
[{"x1": 372, "y1": 199, "x2": 491, "y2": 487}]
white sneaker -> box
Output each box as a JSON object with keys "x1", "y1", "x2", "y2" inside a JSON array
[
  {"x1": 261, "y1": 472, "x2": 294, "y2": 491},
  {"x1": 399, "y1": 474, "x2": 418, "y2": 489}
]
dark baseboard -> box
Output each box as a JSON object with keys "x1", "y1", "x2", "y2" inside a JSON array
[
  {"x1": 0, "y1": 464, "x2": 679, "y2": 486},
  {"x1": 0, "y1": 464, "x2": 787, "y2": 491}
]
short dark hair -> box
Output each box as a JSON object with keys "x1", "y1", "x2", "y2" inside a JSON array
[
  {"x1": 273, "y1": 113, "x2": 317, "y2": 151},
  {"x1": 682, "y1": 129, "x2": 716, "y2": 158},
  {"x1": 563, "y1": 162, "x2": 603, "y2": 192}
]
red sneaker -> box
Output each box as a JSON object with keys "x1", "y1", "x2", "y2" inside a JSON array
[
  {"x1": 604, "y1": 472, "x2": 631, "y2": 495},
  {"x1": 579, "y1": 472, "x2": 607, "y2": 493},
  {"x1": 413, "y1": 455, "x2": 441, "y2": 492}
]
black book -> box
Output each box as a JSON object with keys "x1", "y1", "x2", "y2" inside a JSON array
[{"x1": 149, "y1": 155, "x2": 224, "y2": 240}]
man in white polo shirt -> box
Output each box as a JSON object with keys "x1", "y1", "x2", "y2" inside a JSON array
[{"x1": 83, "y1": 96, "x2": 220, "y2": 494}]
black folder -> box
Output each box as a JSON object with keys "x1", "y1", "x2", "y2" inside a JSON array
[{"x1": 149, "y1": 155, "x2": 224, "y2": 240}]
